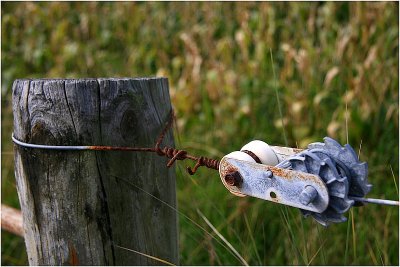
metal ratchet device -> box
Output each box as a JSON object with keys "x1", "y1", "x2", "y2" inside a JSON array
[{"x1": 218, "y1": 137, "x2": 399, "y2": 226}]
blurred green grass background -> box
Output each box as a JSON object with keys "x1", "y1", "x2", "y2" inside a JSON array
[{"x1": 1, "y1": 2, "x2": 398, "y2": 265}]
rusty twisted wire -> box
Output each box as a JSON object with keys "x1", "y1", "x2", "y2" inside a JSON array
[
  {"x1": 154, "y1": 110, "x2": 220, "y2": 174},
  {"x1": 75, "y1": 109, "x2": 220, "y2": 174},
  {"x1": 12, "y1": 109, "x2": 219, "y2": 174}
]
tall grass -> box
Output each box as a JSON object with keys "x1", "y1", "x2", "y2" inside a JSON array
[{"x1": 1, "y1": 2, "x2": 398, "y2": 265}]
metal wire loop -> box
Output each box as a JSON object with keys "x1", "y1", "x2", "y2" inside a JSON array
[{"x1": 12, "y1": 109, "x2": 220, "y2": 175}]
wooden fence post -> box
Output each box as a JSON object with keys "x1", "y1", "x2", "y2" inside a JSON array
[{"x1": 12, "y1": 78, "x2": 179, "y2": 265}]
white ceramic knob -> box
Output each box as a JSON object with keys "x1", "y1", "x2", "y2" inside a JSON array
[
  {"x1": 223, "y1": 151, "x2": 256, "y2": 163},
  {"x1": 240, "y1": 140, "x2": 279, "y2": 166}
]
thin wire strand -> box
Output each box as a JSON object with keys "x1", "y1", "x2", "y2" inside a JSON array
[
  {"x1": 349, "y1": 196, "x2": 399, "y2": 206},
  {"x1": 12, "y1": 109, "x2": 220, "y2": 175}
]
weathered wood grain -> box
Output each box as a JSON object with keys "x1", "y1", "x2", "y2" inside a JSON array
[{"x1": 13, "y1": 78, "x2": 178, "y2": 265}]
